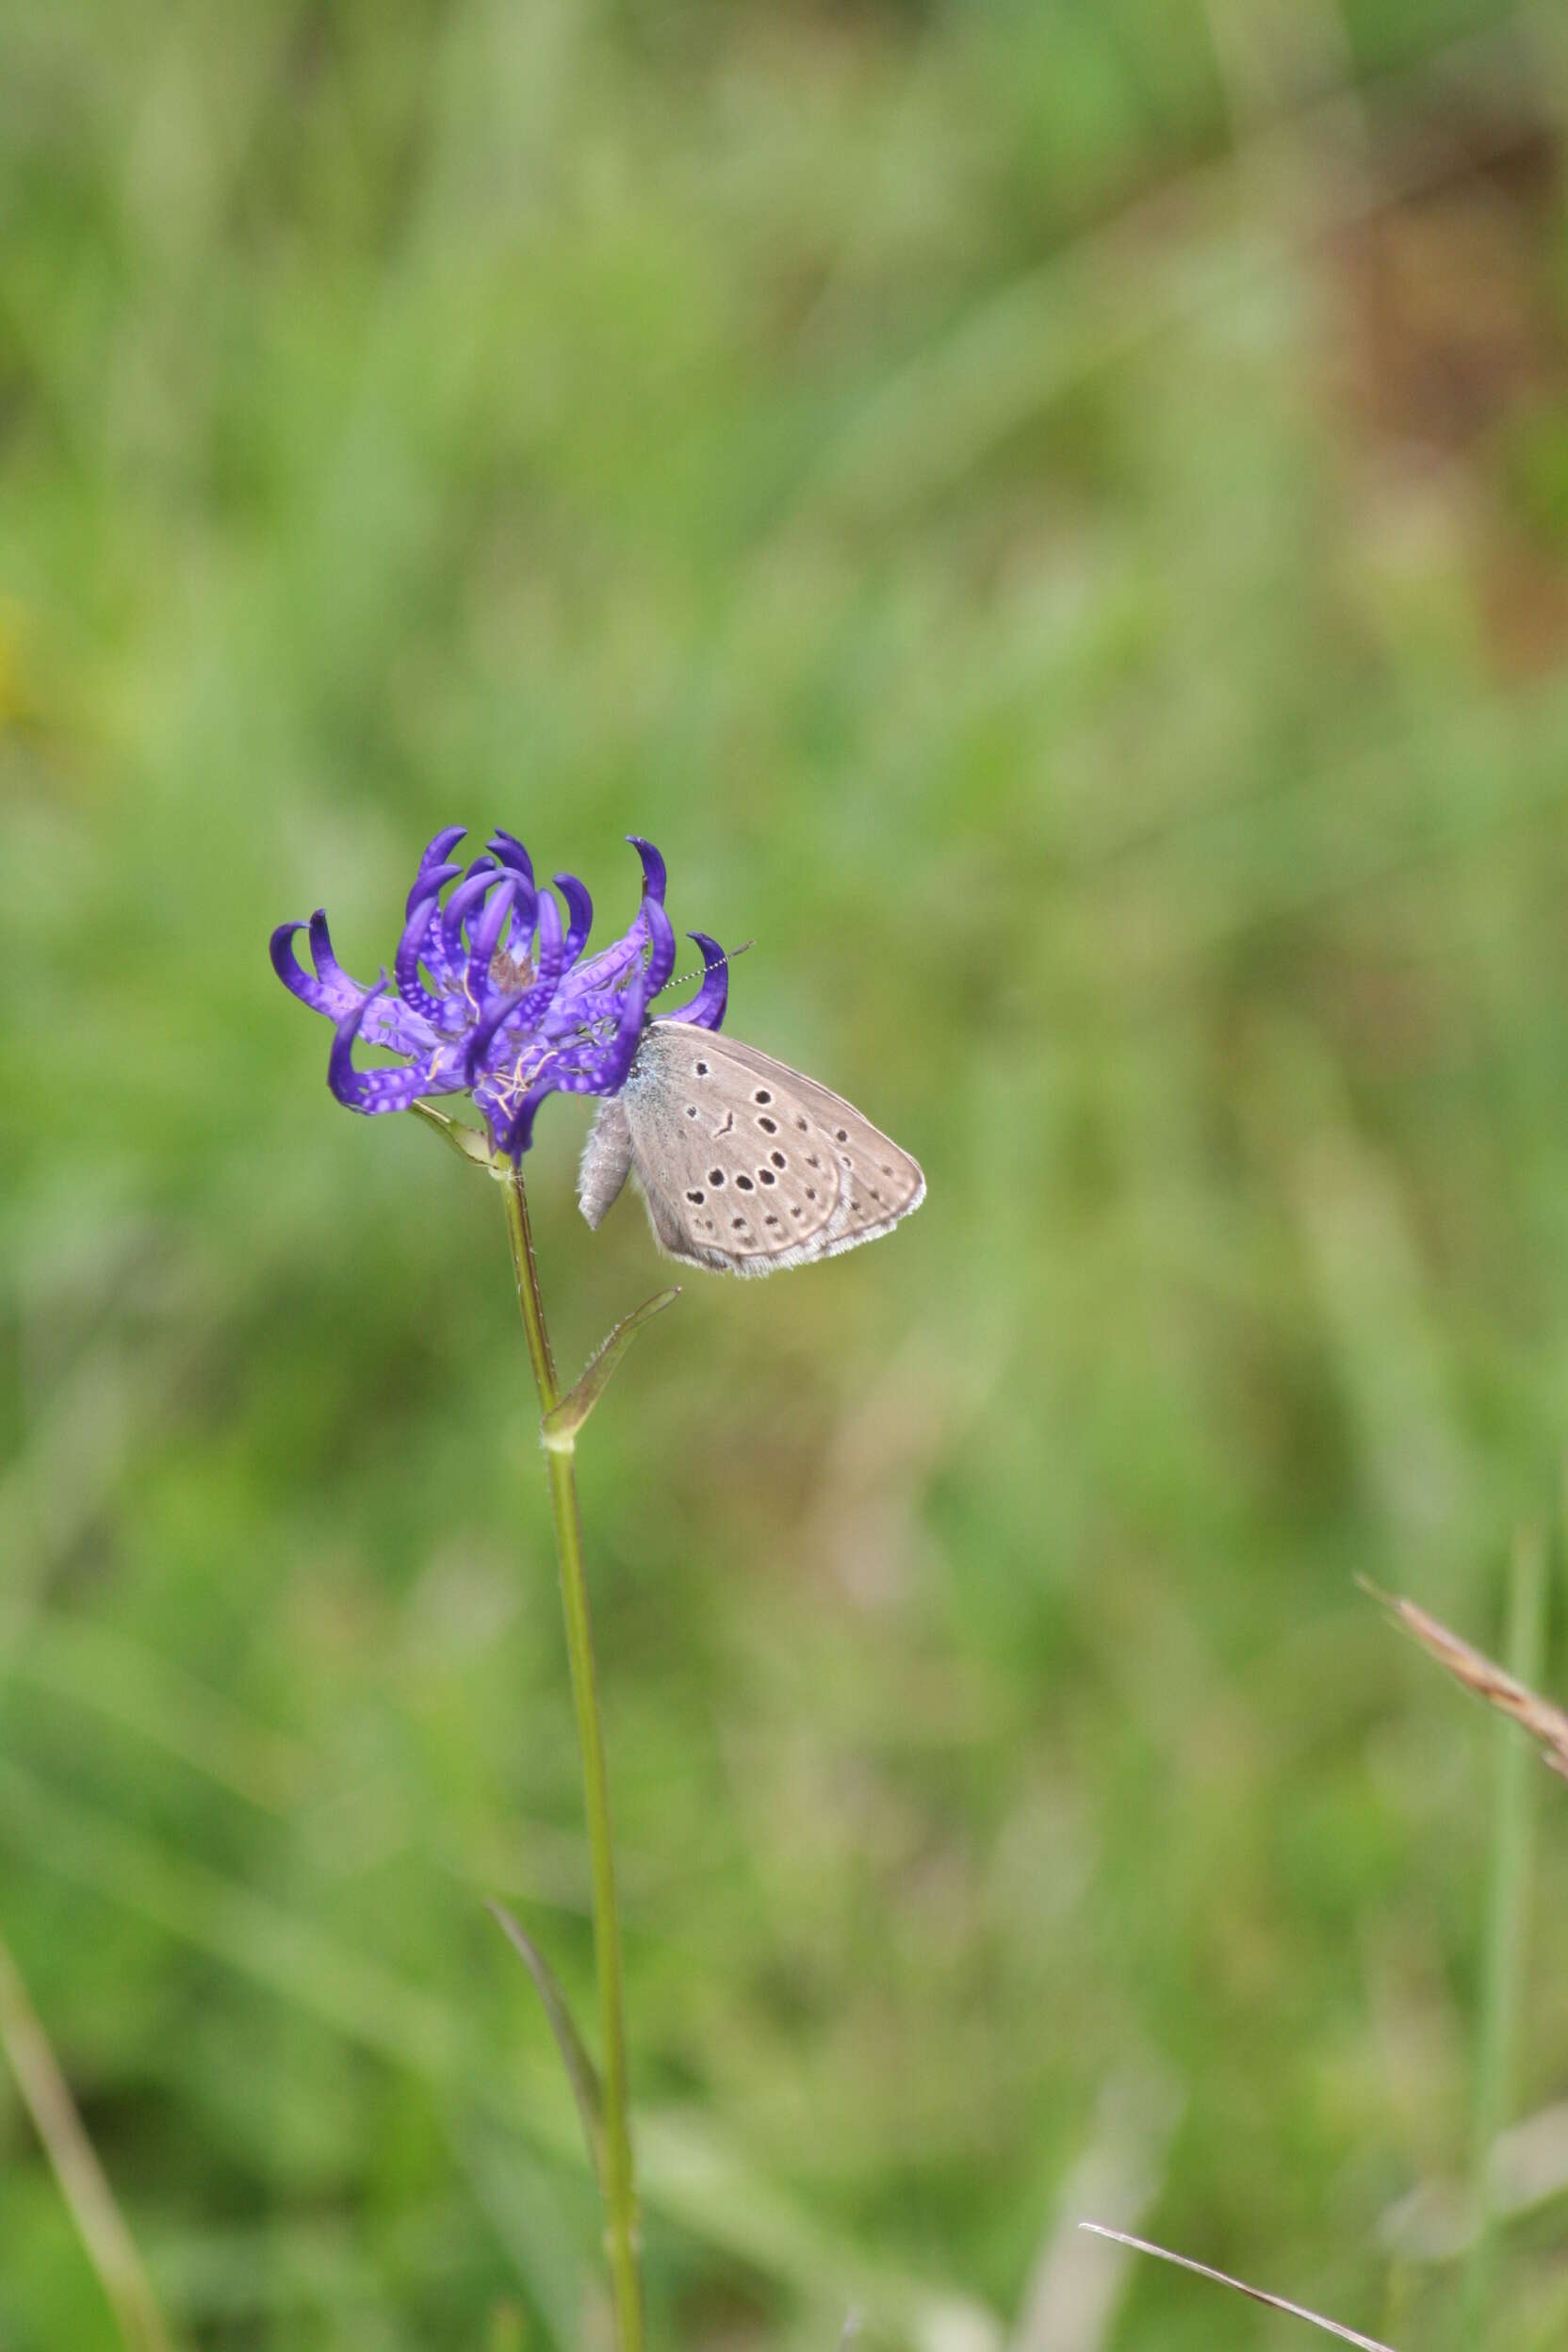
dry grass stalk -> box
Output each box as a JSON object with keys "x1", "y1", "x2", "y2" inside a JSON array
[
  {"x1": 1367, "y1": 1583, "x2": 1568, "y2": 1782},
  {"x1": 0, "y1": 1922, "x2": 179, "y2": 2352},
  {"x1": 1078, "y1": 2225, "x2": 1396, "y2": 2348}
]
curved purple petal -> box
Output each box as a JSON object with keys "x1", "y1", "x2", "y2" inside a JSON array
[
  {"x1": 488, "y1": 830, "x2": 535, "y2": 886},
  {"x1": 328, "y1": 985, "x2": 443, "y2": 1115},
  {"x1": 304, "y1": 910, "x2": 370, "y2": 1018},
  {"x1": 355, "y1": 974, "x2": 442, "y2": 1054},
  {"x1": 413, "y1": 878, "x2": 464, "y2": 991},
  {"x1": 627, "y1": 836, "x2": 666, "y2": 905},
  {"x1": 504, "y1": 872, "x2": 538, "y2": 958},
  {"x1": 570, "y1": 932, "x2": 644, "y2": 1000},
  {"x1": 540, "y1": 960, "x2": 651, "y2": 1100},
  {"x1": 597, "y1": 958, "x2": 651, "y2": 1090},
  {"x1": 271, "y1": 921, "x2": 344, "y2": 1017},
  {"x1": 466, "y1": 876, "x2": 516, "y2": 1007},
  {"x1": 641, "y1": 892, "x2": 677, "y2": 997},
  {"x1": 533, "y1": 889, "x2": 564, "y2": 985},
  {"x1": 554, "y1": 872, "x2": 594, "y2": 967},
  {"x1": 441, "y1": 866, "x2": 502, "y2": 978},
  {"x1": 394, "y1": 889, "x2": 448, "y2": 1026},
  {"x1": 408, "y1": 827, "x2": 467, "y2": 912},
  {"x1": 465, "y1": 990, "x2": 528, "y2": 1074},
  {"x1": 466, "y1": 894, "x2": 567, "y2": 1075},
  {"x1": 662, "y1": 930, "x2": 729, "y2": 1032},
  {"x1": 491, "y1": 1077, "x2": 554, "y2": 1161}
]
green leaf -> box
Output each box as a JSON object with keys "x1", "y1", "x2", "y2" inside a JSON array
[
  {"x1": 541, "y1": 1290, "x2": 681, "y2": 1452},
  {"x1": 486, "y1": 1903, "x2": 604, "y2": 2187},
  {"x1": 409, "y1": 1101, "x2": 496, "y2": 1169}
]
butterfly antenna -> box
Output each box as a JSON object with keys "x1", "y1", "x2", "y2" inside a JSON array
[{"x1": 653, "y1": 939, "x2": 754, "y2": 1000}]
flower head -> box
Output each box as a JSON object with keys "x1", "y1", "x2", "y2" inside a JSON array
[{"x1": 271, "y1": 830, "x2": 729, "y2": 1158}]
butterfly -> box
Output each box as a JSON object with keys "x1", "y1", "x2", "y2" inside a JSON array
[{"x1": 578, "y1": 1022, "x2": 924, "y2": 1274}]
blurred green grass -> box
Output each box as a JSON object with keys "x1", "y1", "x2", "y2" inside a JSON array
[{"x1": 7, "y1": 1, "x2": 1568, "y2": 2344}]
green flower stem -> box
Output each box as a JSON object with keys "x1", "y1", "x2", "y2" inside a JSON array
[{"x1": 500, "y1": 1167, "x2": 644, "y2": 2352}]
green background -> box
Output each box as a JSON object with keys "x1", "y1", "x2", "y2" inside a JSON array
[{"x1": 6, "y1": 3, "x2": 1568, "y2": 2344}]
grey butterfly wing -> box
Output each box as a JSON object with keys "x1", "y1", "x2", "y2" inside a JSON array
[
  {"x1": 614, "y1": 1024, "x2": 843, "y2": 1274},
  {"x1": 614, "y1": 1021, "x2": 923, "y2": 1276},
  {"x1": 756, "y1": 1048, "x2": 926, "y2": 1256}
]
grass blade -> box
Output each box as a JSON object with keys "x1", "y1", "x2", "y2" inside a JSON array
[
  {"x1": 1460, "y1": 1527, "x2": 1545, "y2": 2346},
  {"x1": 1077, "y1": 2225, "x2": 1396, "y2": 2349},
  {"x1": 0, "y1": 1919, "x2": 181, "y2": 2352},
  {"x1": 486, "y1": 1901, "x2": 605, "y2": 2186}
]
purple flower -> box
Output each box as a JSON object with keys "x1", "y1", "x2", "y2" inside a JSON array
[{"x1": 271, "y1": 829, "x2": 729, "y2": 1159}]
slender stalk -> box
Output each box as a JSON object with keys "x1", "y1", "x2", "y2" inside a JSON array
[
  {"x1": 1460, "y1": 1526, "x2": 1544, "y2": 2349},
  {"x1": 0, "y1": 1919, "x2": 179, "y2": 2352},
  {"x1": 500, "y1": 1167, "x2": 644, "y2": 2352}
]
